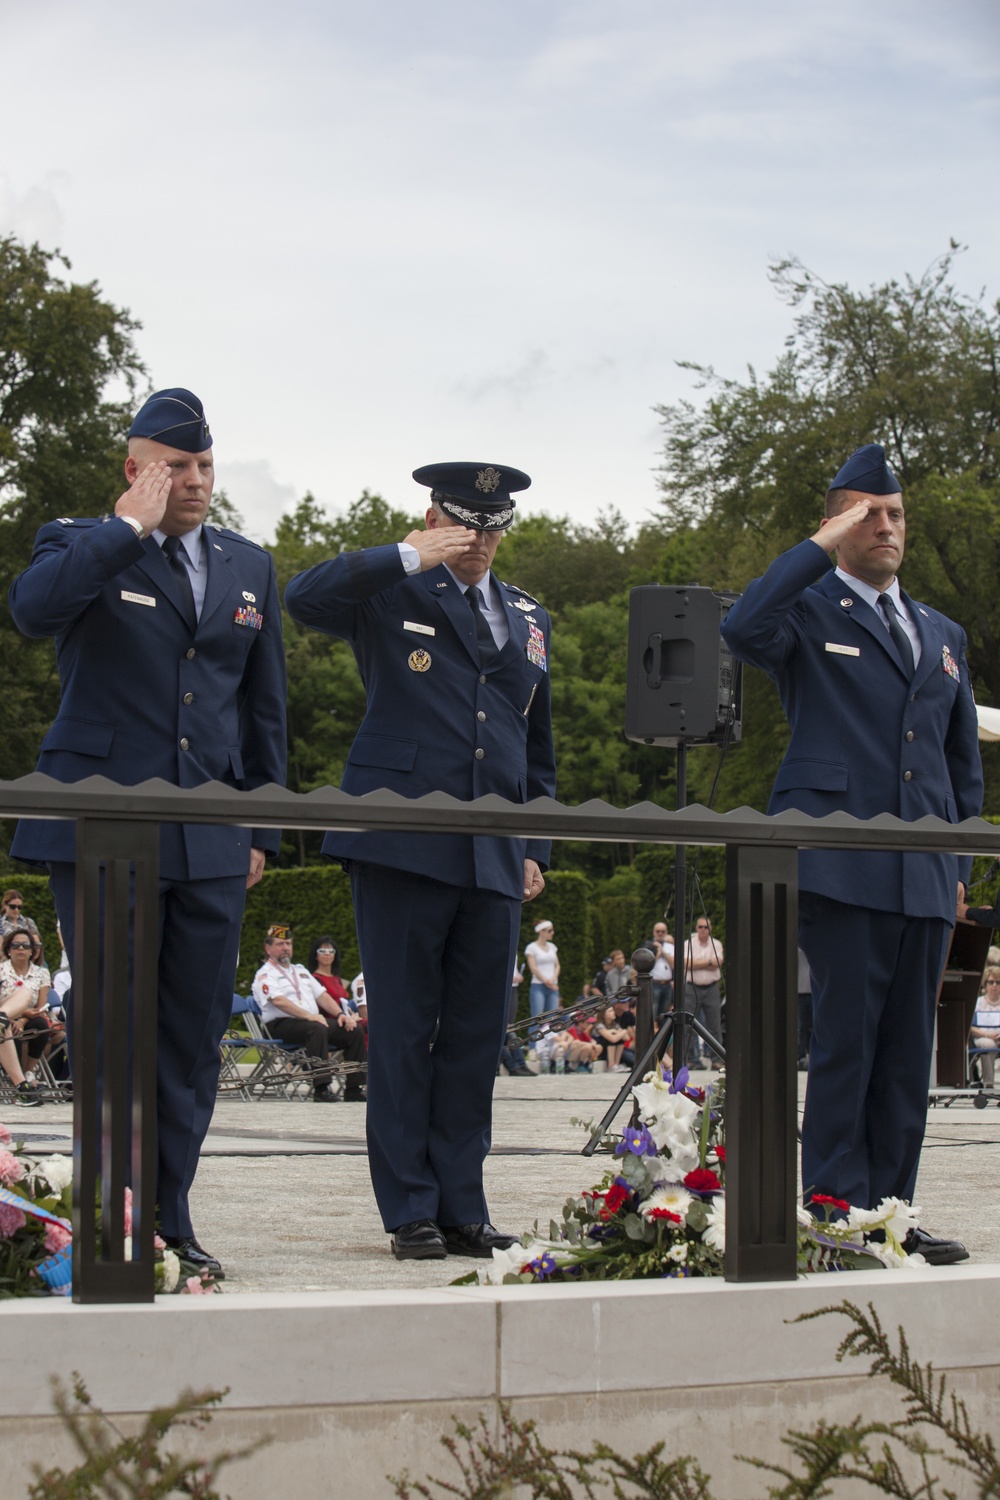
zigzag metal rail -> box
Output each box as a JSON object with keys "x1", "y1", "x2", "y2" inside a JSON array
[{"x1": 2, "y1": 772, "x2": 999, "y2": 853}]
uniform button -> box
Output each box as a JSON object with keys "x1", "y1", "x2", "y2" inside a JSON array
[
  {"x1": 909, "y1": 693, "x2": 916, "y2": 702},
  {"x1": 477, "y1": 711, "x2": 487, "y2": 722},
  {"x1": 186, "y1": 648, "x2": 196, "y2": 660},
  {"x1": 905, "y1": 730, "x2": 914, "y2": 742},
  {"x1": 180, "y1": 738, "x2": 190, "y2": 751},
  {"x1": 183, "y1": 692, "x2": 194, "y2": 705},
  {"x1": 475, "y1": 748, "x2": 485, "y2": 760},
  {"x1": 903, "y1": 770, "x2": 912, "y2": 781},
  {"x1": 480, "y1": 675, "x2": 487, "y2": 685}
]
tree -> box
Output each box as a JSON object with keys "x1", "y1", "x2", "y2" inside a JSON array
[
  {"x1": 654, "y1": 246, "x2": 1000, "y2": 813},
  {"x1": 0, "y1": 236, "x2": 145, "y2": 785}
]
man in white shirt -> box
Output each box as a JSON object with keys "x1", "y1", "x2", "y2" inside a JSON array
[
  {"x1": 649, "y1": 922, "x2": 674, "y2": 1024},
  {"x1": 252, "y1": 925, "x2": 366, "y2": 1101}
]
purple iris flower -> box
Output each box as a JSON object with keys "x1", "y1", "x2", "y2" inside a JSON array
[
  {"x1": 614, "y1": 1125, "x2": 658, "y2": 1158},
  {"x1": 666, "y1": 1066, "x2": 690, "y2": 1093},
  {"x1": 528, "y1": 1252, "x2": 557, "y2": 1280}
]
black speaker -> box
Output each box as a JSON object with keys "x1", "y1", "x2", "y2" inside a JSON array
[{"x1": 624, "y1": 584, "x2": 743, "y2": 747}]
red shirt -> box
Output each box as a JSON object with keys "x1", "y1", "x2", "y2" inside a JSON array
[{"x1": 313, "y1": 972, "x2": 349, "y2": 1006}]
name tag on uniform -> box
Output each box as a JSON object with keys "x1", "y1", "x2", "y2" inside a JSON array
[
  {"x1": 825, "y1": 642, "x2": 859, "y2": 657},
  {"x1": 121, "y1": 591, "x2": 156, "y2": 608},
  {"x1": 403, "y1": 620, "x2": 435, "y2": 637}
]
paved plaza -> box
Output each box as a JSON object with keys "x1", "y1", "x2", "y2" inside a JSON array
[{"x1": 10, "y1": 1070, "x2": 1000, "y2": 1291}]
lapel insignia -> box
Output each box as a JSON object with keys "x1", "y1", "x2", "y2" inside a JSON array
[
  {"x1": 525, "y1": 623, "x2": 547, "y2": 671},
  {"x1": 234, "y1": 604, "x2": 263, "y2": 630},
  {"x1": 840, "y1": 598, "x2": 853, "y2": 608},
  {"x1": 941, "y1": 645, "x2": 960, "y2": 682},
  {"x1": 919, "y1": 608, "x2": 929, "y2": 617},
  {"x1": 515, "y1": 598, "x2": 534, "y2": 611},
  {"x1": 408, "y1": 648, "x2": 432, "y2": 672}
]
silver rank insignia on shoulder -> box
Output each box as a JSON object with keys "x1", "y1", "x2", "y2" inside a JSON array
[
  {"x1": 475, "y1": 466, "x2": 501, "y2": 493},
  {"x1": 57, "y1": 517, "x2": 74, "y2": 525},
  {"x1": 242, "y1": 590, "x2": 256, "y2": 603},
  {"x1": 408, "y1": 648, "x2": 432, "y2": 672},
  {"x1": 840, "y1": 598, "x2": 853, "y2": 608}
]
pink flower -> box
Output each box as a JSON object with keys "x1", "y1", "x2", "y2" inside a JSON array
[
  {"x1": 44, "y1": 1222, "x2": 71, "y2": 1254},
  {"x1": 0, "y1": 1149, "x2": 25, "y2": 1186},
  {"x1": 0, "y1": 1123, "x2": 12, "y2": 1145},
  {"x1": 185, "y1": 1276, "x2": 209, "y2": 1295},
  {"x1": 0, "y1": 1200, "x2": 26, "y2": 1238},
  {"x1": 123, "y1": 1187, "x2": 132, "y2": 1236}
]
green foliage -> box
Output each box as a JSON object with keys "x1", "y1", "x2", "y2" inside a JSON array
[
  {"x1": 28, "y1": 1374, "x2": 266, "y2": 1499},
  {"x1": 393, "y1": 1301, "x2": 1000, "y2": 1498},
  {"x1": 235, "y1": 863, "x2": 359, "y2": 993},
  {"x1": 0, "y1": 239, "x2": 144, "y2": 792}
]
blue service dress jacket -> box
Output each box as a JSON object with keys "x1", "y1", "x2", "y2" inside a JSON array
[
  {"x1": 8, "y1": 515, "x2": 287, "y2": 879},
  {"x1": 284, "y1": 544, "x2": 556, "y2": 898},
  {"x1": 721, "y1": 539, "x2": 983, "y2": 922}
]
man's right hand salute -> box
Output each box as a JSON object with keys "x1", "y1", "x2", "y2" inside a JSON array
[{"x1": 115, "y1": 460, "x2": 172, "y2": 537}]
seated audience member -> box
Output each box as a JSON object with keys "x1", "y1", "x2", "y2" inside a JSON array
[
  {"x1": 498, "y1": 1031, "x2": 534, "y2": 1078},
  {"x1": 533, "y1": 1024, "x2": 557, "y2": 1074},
  {"x1": 970, "y1": 968, "x2": 1000, "y2": 1087},
  {"x1": 0, "y1": 890, "x2": 41, "y2": 944},
  {"x1": 350, "y1": 972, "x2": 367, "y2": 1017},
  {"x1": 252, "y1": 925, "x2": 366, "y2": 1102},
  {"x1": 613, "y1": 996, "x2": 637, "y2": 1069},
  {"x1": 553, "y1": 1013, "x2": 602, "y2": 1072},
  {"x1": 594, "y1": 1005, "x2": 631, "y2": 1071},
  {"x1": 309, "y1": 935, "x2": 367, "y2": 1046},
  {"x1": 0, "y1": 927, "x2": 50, "y2": 1104}
]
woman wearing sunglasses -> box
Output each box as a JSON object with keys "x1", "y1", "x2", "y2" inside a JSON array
[{"x1": 0, "y1": 927, "x2": 51, "y2": 1105}]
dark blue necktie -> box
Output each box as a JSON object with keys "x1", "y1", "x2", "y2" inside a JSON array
[
  {"x1": 879, "y1": 593, "x2": 914, "y2": 678},
  {"x1": 162, "y1": 535, "x2": 197, "y2": 632},
  {"x1": 466, "y1": 586, "x2": 497, "y2": 668}
]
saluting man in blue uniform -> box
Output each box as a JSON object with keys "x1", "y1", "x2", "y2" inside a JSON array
[
  {"x1": 286, "y1": 462, "x2": 556, "y2": 1260},
  {"x1": 722, "y1": 445, "x2": 982, "y2": 1264},
  {"x1": 8, "y1": 389, "x2": 287, "y2": 1276}
]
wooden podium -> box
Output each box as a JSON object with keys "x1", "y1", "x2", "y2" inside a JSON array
[{"x1": 934, "y1": 920, "x2": 994, "y2": 1086}]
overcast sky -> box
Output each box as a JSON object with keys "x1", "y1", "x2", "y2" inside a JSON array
[{"x1": 2, "y1": 0, "x2": 998, "y2": 540}]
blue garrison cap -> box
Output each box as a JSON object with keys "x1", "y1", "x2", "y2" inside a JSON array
[
  {"x1": 127, "y1": 388, "x2": 212, "y2": 453},
  {"x1": 412, "y1": 461, "x2": 531, "y2": 531},
  {"x1": 827, "y1": 443, "x2": 901, "y2": 496}
]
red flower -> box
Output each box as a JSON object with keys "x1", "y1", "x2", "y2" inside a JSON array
[
  {"x1": 714, "y1": 1146, "x2": 726, "y2": 1163},
  {"x1": 648, "y1": 1208, "x2": 682, "y2": 1223},
  {"x1": 811, "y1": 1193, "x2": 850, "y2": 1212},
  {"x1": 683, "y1": 1168, "x2": 722, "y2": 1192},
  {"x1": 599, "y1": 1182, "x2": 629, "y2": 1219}
]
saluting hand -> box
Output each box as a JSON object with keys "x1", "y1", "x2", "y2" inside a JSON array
[
  {"x1": 812, "y1": 497, "x2": 871, "y2": 554},
  {"x1": 404, "y1": 525, "x2": 479, "y2": 572},
  {"x1": 115, "y1": 461, "x2": 172, "y2": 535}
]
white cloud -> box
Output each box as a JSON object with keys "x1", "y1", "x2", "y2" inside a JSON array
[{"x1": 212, "y1": 460, "x2": 298, "y2": 544}]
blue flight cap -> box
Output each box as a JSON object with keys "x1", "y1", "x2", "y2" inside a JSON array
[
  {"x1": 827, "y1": 443, "x2": 901, "y2": 496},
  {"x1": 127, "y1": 388, "x2": 212, "y2": 452},
  {"x1": 412, "y1": 461, "x2": 531, "y2": 531}
]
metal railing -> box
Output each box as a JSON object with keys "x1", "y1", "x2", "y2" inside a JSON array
[{"x1": 3, "y1": 771, "x2": 998, "y2": 1300}]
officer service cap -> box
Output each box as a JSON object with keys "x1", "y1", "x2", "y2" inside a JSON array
[
  {"x1": 412, "y1": 461, "x2": 531, "y2": 531},
  {"x1": 827, "y1": 443, "x2": 901, "y2": 496},
  {"x1": 127, "y1": 388, "x2": 212, "y2": 453}
]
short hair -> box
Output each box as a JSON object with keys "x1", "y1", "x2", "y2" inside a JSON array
[
  {"x1": 983, "y1": 966, "x2": 1000, "y2": 986},
  {"x1": 2, "y1": 927, "x2": 34, "y2": 960},
  {"x1": 824, "y1": 487, "x2": 853, "y2": 519}
]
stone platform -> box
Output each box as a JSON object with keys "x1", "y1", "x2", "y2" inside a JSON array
[{"x1": 2, "y1": 1073, "x2": 1000, "y2": 1497}]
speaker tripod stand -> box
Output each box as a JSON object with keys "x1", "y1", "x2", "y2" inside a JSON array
[{"x1": 583, "y1": 741, "x2": 725, "y2": 1156}]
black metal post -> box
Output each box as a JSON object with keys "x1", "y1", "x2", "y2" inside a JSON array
[
  {"x1": 629, "y1": 946, "x2": 655, "y2": 1126},
  {"x1": 724, "y1": 843, "x2": 798, "y2": 1282},
  {"x1": 72, "y1": 818, "x2": 159, "y2": 1303},
  {"x1": 672, "y1": 744, "x2": 689, "y2": 1070}
]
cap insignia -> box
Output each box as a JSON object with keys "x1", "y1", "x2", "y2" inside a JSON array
[{"x1": 475, "y1": 466, "x2": 502, "y2": 494}]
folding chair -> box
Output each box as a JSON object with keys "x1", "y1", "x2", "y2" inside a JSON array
[{"x1": 241, "y1": 996, "x2": 336, "y2": 1100}]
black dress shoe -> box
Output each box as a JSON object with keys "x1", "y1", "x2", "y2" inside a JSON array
[
  {"x1": 902, "y1": 1227, "x2": 970, "y2": 1266},
  {"x1": 441, "y1": 1222, "x2": 519, "y2": 1258},
  {"x1": 313, "y1": 1086, "x2": 341, "y2": 1102},
  {"x1": 344, "y1": 1085, "x2": 367, "y2": 1101},
  {"x1": 390, "y1": 1219, "x2": 447, "y2": 1260},
  {"x1": 162, "y1": 1236, "x2": 225, "y2": 1279}
]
